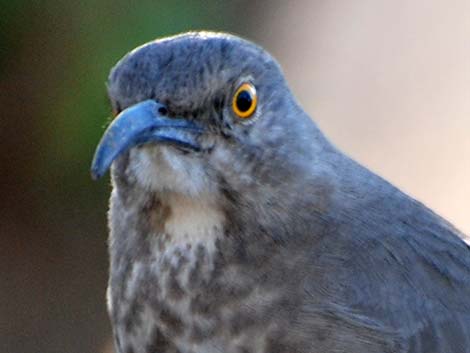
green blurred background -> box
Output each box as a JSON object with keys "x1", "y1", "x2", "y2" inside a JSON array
[{"x1": 1, "y1": 1, "x2": 469, "y2": 352}]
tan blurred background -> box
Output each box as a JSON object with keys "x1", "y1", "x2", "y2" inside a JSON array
[
  {"x1": 253, "y1": 0, "x2": 470, "y2": 236},
  {"x1": 1, "y1": 1, "x2": 468, "y2": 352}
]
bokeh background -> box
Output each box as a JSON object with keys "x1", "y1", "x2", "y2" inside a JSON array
[{"x1": 1, "y1": 1, "x2": 469, "y2": 352}]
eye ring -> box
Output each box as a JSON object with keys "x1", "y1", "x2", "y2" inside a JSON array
[{"x1": 232, "y1": 83, "x2": 257, "y2": 119}]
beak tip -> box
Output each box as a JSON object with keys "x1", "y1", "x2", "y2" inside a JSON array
[
  {"x1": 91, "y1": 144, "x2": 112, "y2": 180},
  {"x1": 90, "y1": 168, "x2": 102, "y2": 181},
  {"x1": 90, "y1": 157, "x2": 106, "y2": 180}
]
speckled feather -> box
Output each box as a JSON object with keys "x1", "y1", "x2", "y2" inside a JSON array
[{"x1": 103, "y1": 32, "x2": 470, "y2": 353}]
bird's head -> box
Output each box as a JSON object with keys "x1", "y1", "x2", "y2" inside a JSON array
[{"x1": 92, "y1": 32, "x2": 327, "y2": 205}]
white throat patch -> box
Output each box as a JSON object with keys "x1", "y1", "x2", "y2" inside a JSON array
[{"x1": 163, "y1": 192, "x2": 224, "y2": 249}]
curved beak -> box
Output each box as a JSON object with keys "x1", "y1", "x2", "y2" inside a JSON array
[{"x1": 91, "y1": 100, "x2": 203, "y2": 180}]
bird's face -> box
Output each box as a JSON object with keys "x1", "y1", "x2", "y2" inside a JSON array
[{"x1": 92, "y1": 32, "x2": 315, "y2": 199}]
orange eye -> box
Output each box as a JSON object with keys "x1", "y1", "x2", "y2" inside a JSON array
[{"x1": 232, "y1": 83, "x2": 257, "y2": 119}]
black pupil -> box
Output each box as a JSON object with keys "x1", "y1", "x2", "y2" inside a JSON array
[{"x1": 236, "y1": 90, "x2": 252, "y2": 112}]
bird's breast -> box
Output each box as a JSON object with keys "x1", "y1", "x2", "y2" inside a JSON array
[
  {"x1": 109, "y1": 240, "x2": 215, "y2": 351},
  {"x1": 107, "y1": 191, "x2": 229, "y2": 352},
  {"x1": 107, "y1": 189, "x2": 294, "y2": 353}
]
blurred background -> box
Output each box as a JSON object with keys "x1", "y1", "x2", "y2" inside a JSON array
[{"x1": 1, "y1": 1, "x2": 468, "y2": 352}]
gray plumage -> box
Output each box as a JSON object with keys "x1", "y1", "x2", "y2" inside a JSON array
[{"x1": 93, "y1": 32, "x2": 470, "y2": 353}]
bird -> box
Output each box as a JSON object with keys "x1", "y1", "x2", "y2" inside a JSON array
[{"x1": 91, "y1": 32, "x2": 470, "y2": 353}]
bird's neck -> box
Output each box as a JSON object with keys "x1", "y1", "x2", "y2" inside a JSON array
[{"x1": 109, "y1": 185, "x2": 226, "y2": 262}]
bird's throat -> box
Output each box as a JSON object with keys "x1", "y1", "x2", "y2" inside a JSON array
[{"x1": 156, "y1": 192, "x2": 225, "y2": 251}]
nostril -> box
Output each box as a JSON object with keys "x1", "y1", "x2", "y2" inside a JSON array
[{"x1": 157, "y1": 106, "x2": 168, "y2": 116}]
